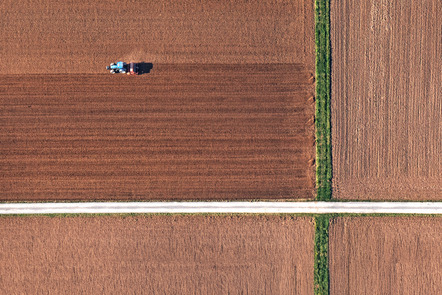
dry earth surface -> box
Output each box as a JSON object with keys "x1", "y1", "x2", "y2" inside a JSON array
[
  {"x1": 0, "y1": 65, "x2": 315, "y2": 201},
  {"x1": 331, "y1": 0, "x2": 441, "y2": 200},
  {"x1": 329, "y1": 217, "x2": 442, "y2": 295},
  {"x1": 0, "y1": 0, "x2": 315, "y2": 201},
  {"x1": 0, "y1": 215, "x2": 314, "y2": 294},
  {"x1": 0, "y1": 0, "x2": 314, "y2": 73}
]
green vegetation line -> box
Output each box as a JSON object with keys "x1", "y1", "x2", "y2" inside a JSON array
[
  {"x1": 315, "y1": 0, "x2": 331, "y2": 201},
  {"x1": 314, "y1": 0, "x2": 331, "y2": 292},
  {"x1": 314, "y1": 215, "x2": 330, "y2": 295}
]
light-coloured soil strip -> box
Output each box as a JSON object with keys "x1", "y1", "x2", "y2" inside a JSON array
[
  {"x1": 329, "y1": 217, "x2": 442, "y2": 294},
  {"x1": 0, "y1": 215, "x2": 314, "y2": 294},
  {"x1": 0, "y1": 201, "x2": 441, "y2": 215}
]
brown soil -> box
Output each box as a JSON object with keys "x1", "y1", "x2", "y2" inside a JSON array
[
  {"x1": 0, "y1": 0, "x2": 314, "y2": 73},
  {"x1": 331, "y1": 0, "x2": 441, "y2": 200},
  {"x1": 0, "y1": 0, "x2": 315, "y2": 200},
  {"x1": 329, "y1": 217, "x2": 442, "y2": 295},
  {"x1": 0, "y1": 215, "x2": 314, "y2": 294},
  {"x1": 0, "y1": 64, "x2": 316, "y2": 201}
]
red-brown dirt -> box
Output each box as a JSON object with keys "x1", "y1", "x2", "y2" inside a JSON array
[
  {"x1": 0, "y1": 215, "x2": 314, "y2": 294},
  {"x1": 0, "y1": 0, "x2": 314, "y2": 73},
  {"x1": 329, "y1": 217, "x2": 442, "y2": 295},
  {"x1": 331, "y1": 0, "x2": 441, "y2": 200},
  {"x1": 0, "y1": 0, "x2": 315, "y2": 201},
  {"x1": 0, "y1": 64, "x2": 316, "y2": 200}
]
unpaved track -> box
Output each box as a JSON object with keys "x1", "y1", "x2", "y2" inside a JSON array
[
  {"x1": 331, "y1": 0, "x2": 441, "y2": 200},
  {"x1": 330, "y1": 217, "x2": 442, "y2": 294},
  {"x1": 0, "y1": 215, "x2": 314, "y2": 294},
  {"x1": 0, "y1": 0, "x2": 314, "y2": 73},
  {"x1": 0, "y1": 64, "x2": 316, "y2": 201},
  {"x1": 1, "y1": 201, "x2": 441, "y2": 215}
]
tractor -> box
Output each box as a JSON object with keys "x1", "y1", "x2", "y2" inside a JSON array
[{"x1": 106, "y1": 62, "x2": 139, "y2": 75}]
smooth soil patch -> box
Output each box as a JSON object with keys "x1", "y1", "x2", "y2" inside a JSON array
[
  {"x1": 0, "y1": 0, "x2": 314, "y2": 73},
  {"x1": 331, "y1": 0, "x2": 441, "y2": 200},
  {"x1": 329, "y1": 217, "x2": 442, "y2": 295},
  {"x1": 0, "y1": 215, "x2": 314, "y2": 294},
  {"x1": 0, "y1": 65, "x2": 315, "y2": 201}
]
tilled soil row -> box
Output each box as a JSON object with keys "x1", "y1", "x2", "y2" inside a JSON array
[{"x1": 0, "y1": 64, "x2": 316, "y2": 201}]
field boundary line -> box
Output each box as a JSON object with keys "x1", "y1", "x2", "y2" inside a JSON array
[
  {"x1": 314, "y1": 215, "x2": 329, "y2": 295},
  {"x1": 315, "y1": 0, "x2": 332, "y2": 201},
  {"x1": 314, "y1": 0, "x2": 331, "y2": 292}
]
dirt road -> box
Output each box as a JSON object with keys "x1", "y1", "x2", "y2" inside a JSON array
[
  {"x1": 1, "y1": 201, "x2": 441, "y2": 215},
  {"x1": 331, "y1": 0, "x2": 441, "y2": 200},
  {"x1": 0, "y1": 64, "x2": 315, "y2": 200}
]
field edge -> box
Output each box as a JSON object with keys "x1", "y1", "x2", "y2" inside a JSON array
[
  {"x1": 314, "y1": 215, "x2": 330, "y2": 295},
  {"x1": 315, "y1": 0, "x2": 332, "y2": 201}
]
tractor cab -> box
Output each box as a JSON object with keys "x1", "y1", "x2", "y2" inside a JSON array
[{"x1": 106, "y1": 61, "x2": 127, "y2": 74}]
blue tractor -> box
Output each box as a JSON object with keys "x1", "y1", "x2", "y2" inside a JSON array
[
  {"x1": 106, "y1": 61, "x2": 127, "y2": 74},
  {"x1": 106, "y1": 61, "x2": 139, "y2": 75}
]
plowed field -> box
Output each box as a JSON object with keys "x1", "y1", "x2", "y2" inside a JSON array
[
  {"x1": 329, "y1": 217, "x2": 442, "y2": 294},
  {"x1": 0, "y1": 0, "x2": 315, "y2": 200},
  {"x1": 0, "y1": 64, "x2": 315, "y2": 201},
  {"x1": 331, "y1": 0, "x2": 441, "y2": 200},
  {"x1": 0, "y1": 215, "x2": 314, "y2": 294}
]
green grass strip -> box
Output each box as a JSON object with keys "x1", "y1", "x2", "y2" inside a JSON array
[
  {"x1": 314, "y1": 215, "x2": 330, "y2": 295},
  {"x1": 315, "y1": 0, "x2": 331, "y2": 200}
]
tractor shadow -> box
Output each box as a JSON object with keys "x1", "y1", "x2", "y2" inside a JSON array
[{"x1": 137, "y1": 62, "x2": 153, "y2": 75}]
